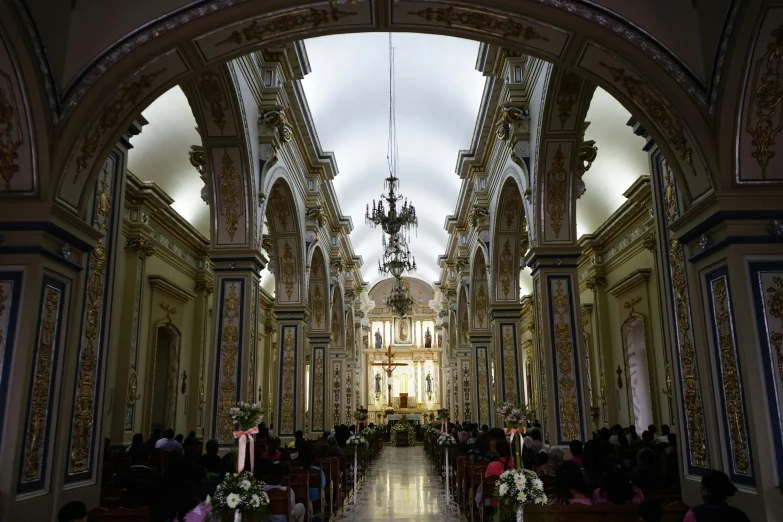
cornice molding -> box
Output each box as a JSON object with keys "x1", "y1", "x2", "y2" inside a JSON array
[
  {"x1": 606, "y1": 268, "x2": 651, "y2": 298},
  {"x1": 149, "y1": 274, "x2": 197, "y2": 303}
]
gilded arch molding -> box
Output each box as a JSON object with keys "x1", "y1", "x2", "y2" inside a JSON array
[
  {"x1": 263, "y1": 175, "x2": 305, "y2": 306},
  {"x1": 491, "y1": 174, "x2": 529, "y2": 303}
]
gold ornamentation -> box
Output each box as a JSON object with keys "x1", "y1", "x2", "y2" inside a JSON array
[
  {"x1": 663, "y1": 165, "x2": 678, "y2": 224},
  {"x1": 475, "y1": 284, "x2": 488, "y2": 328},
  {"x1": 198, "y1": 72, "x2": 228, "y2": 133},
  {"x1": 765, "y1": 277, "x2": 783, "y2": 387},
  {"x1": 281, "y1": 241, "x2": 296, "y2": 300},
  {"x1": 248, "y1": 288, "x2": 257, "y2": 402},
  {"x1": 463, "y1": 362, "x2": 472, "y2": 420},
  {"x1": 585, "y1": 276, "x2": 606, "y2": 291},
  {"x1": 557, "y1": 72, "x2": 582, "y2": 126},
  {"x1": 345, "y1": 366, "x2": 353, "y2": 420},
  {"x1": 499, "y1": 239, "x2": 514, "y2": 299},
  {"x1": 70, "y1": 166, "x2": 112, "y2": 473},
  {"x1": 711, "y1": 277, "x2": 751, "y2": 475},
  {"x1": 189, "y1": 144, "x2": 206, "y2": 172},
  {"x1": 468, "y1": 206, "x2": 489, "y2": 228},
  {"x1": 746, "y1": 25, "x2": 783, "y2": 178},
  {"x1": 331, "y1": 305, "x2": 340, "y2": 343},
  {"x1": 333, "y1": 363, "x2": 342, "y2": 424},
  {"x1": 601, "y1": 63, "x2": 692, "y2": 165},
  {"x1": 23, "y1": 286, "x2": 61, "y2": 482},
  {"x1": 312, "y1": 284, "x2": 324, "y2": 328},
  {"x1": 0, "y1": 70, "x2": 23, "y2": 191},
  {"x1": 216, "y1": 283, "x2": 240, "y2": 443},
  {"x1": 268, "y1": 188, "x2": 290, "y2": 231},
  {"x1": 643, "y1": 232, "x2": 657, "y2": 252},
  {"x1": 216, "y1": 8, "x2": 355, "y2": 47},
  {"x1": 76, "y1": 69, "x2": 166, "y2": 177},
  {"x1": 218, "y1": 150, "x2": 242, "y2": 241},
  {"x1": 502, "y1": 191, "x2": 521, "y2": 229},
  {"x1": 623, "y1": 297, "x2": 642, "y2": 315},
  {"x1": 502, "y1": 325, "x2": 518, "y2": 403},
  {"x1": 260, "y1": 109, "x2": 293, "y2": 143},
  {"x1": 126, "y1": 238, "x2": 155, "y2": 257},
  {"x1": 126, "y1": 371, "x2": 140, "y2": 408},
  {"x1": 477, "y1": 349, "x2": 490, "y2": 426},
  {"x1": 313, "y1": 349, "x2": 324, "y2": 431},
  {"x1": 578, "y1": 140, "x2": 598, "y2": 172},
  {"x1": 547, "y1": 145, "x2": 567, "y2": 237},
  {"x1": 496, "y1": 104, "x2": 529, "y2": 141},
  {"x1": 280, "y1": 328, "x2": 295, "y2": 434},
  {"x1": 159, "y1": 302, "x2": 177, "y2": 324},
  {"x1": 409, "y1": 6, "x2": 549, "y2": 42},
  {"x1": 551, "y1": 280, "x2": 579, "y2": 442},
  {"x1": 261, "y1": 235, "x2": 274, "y2": 252},
  {"x1": 194, "y1": 281, "x2": 214, "y2": 295},
  {"x1": 460, "y1": 307, "x2": 469, "y2": 344}
]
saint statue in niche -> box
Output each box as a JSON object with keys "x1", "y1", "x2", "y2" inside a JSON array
[
  {"x1": 424, "y1": 327, "x2": 432, "y2": 348},
  {"x1": 425, "y1": 373, "x2": 433, "y2": 394},
  {"x1": 398, "y1": 320, "x2": 409, "y2": 342},
  {"x1": 375, "y1": 328, "x2": 383, "y2": 349},
  {"x1": 375, "y1": 372, "x2": 382, "y2": 393}
]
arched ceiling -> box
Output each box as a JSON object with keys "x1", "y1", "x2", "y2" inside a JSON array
[
  {"x1": 368, "y1": 276, "x2": 435, "y2": 308},
  {"x1": 128, "y1": 86, "x2": 209, "y2": 237},
  {"x1": 577, "y1": 87, "x2": 649, "y2": 238},
  {"x1": 300, "y1": 33, "x2": 485, "y2": 285}
]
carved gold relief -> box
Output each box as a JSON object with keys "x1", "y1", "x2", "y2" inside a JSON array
[
  {"x1": 475, "y1": 284, "x2": 488, "y2": 328},
  {"x1": 281, "y1": 328, "x2": 295, "y2": 434},
  {"x1": 76, "y1": 69, "x2": 166, "y2": 177},
  {"x1": 333, "y1": 363, "x2": 342, "y2": 424},
  {"x1": 218, "y1": 150, "x2": 242, "y2": 241},
  {"x1": 23, "y1": 286, "x2": 61, "y2": 482},
  {"x1": 248, "y1": 288, "x2": 257, "y2": 402},
  {"x1": 551, "y1": 280, "x2": 579, "y2": 442},
  {"x1": 281, "y1": 241, "x2": 296, "y2": 300},
  {"x1": 198, "y1": 71, "x2": 228, "y2": 133},
  {"x1": 502, "y1": 191, "x2": 521, "y2": 229},
  {"x1": 601, "y1": 63, "x2": 692, "y2": 165},
  {"x1": 460, "y1": 307, "x2": 469, "y2": 344},
  {"x1": 502, "y1": 325, "x2": 518, "y2": 403},
  {"x1": 0, "y1": 283, "x2": 8, "y2": 346},
  {"x1": 477, "y1": 349, "x2": 489, "y2": 426},
  {"x1": 409, "y1": 6, "x2": 549, "y2": 42},
  {"x1": 268, "y1": 188, "x2": 290, "y2": 231},
  {"x1": 547, "y1": 145, "x2": 567, "y2": 237},
  {"x1": 535, "y1": 279, "x2": 549, "y2": 443},
  {"x1": 312, "y1": 284, "x2": 324, "y2": 328},
  {"x1": 499, "y1": 239, "x2": 514, "y2": 299},
  {"x1": 345, "y1": 367, "x2": 353, "y2": 419},
  {"x1": 556, "y1": 72, "x2": 582, "y2": 126},
  {"x1": 216, "y1": 283, "x2": 240, "y2": 443},
  {"x1": 0, "y1": 70, "x2": 23, "y2": 191},
  {"x1": 746, "y1": 24, "x2": 783, "y2": 178},
  {"x1": 313, "y1": 349, "x2": 324, "y2": 431},
  {"x1": 216, "y1": 8, "x2": 355, "y2": 47},
  {"x1": 70, "y1": 166, "x2": 112, "y2": 473},
  {"x1": 711, "y1": 277, "x2": 751, "y2": 476},
  {"x1": 765, "y1": 276, "x2": 783, "y2": 386}
]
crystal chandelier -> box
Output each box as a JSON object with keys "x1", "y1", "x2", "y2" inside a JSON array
[
  {"x1": 378, "y1": 234, "x2": 416, "y2": 278},
  {"x1": 386, "y1": 277, "x2": 415, "y2": 317}
]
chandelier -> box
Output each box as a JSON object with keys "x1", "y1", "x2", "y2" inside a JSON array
[
  {"x1": 386, "y1": 278, "x2": 415, "y2": 317},
  {"x1": 378, "y1": 234, "x2": 416, "y2": 278}
]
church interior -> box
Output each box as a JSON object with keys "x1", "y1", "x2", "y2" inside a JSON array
[{"x1": 0, "y1": 1, "x2": 782, "y2": 521}]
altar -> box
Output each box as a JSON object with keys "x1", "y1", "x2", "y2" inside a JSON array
[{"x1": 386, "y1": 413, "x2": 423, "y2": 423}]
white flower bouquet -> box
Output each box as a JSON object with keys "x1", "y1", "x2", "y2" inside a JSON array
[
  {"x1": 228, "y1": 401, "x2": 264, "y2": 431},
  {"x1": 208, "y1": 471, "x2": 269, "y2": 518},
  {"x1": 436, "y1": 433, "x2": 456, "y2": 450},
  {"x1": 493, "y1": 468, "x2": 547, "y2": 521},
  {"x1": 345, "y1": 434, "x2": 369, "y2": 456},
  {"x1": 352, "y1": 410, "x2": 368, "y2": 421}
]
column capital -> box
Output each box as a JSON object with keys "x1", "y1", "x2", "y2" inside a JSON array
[
  {"x1": 526, "y1": 246, "x2": 582, "y2": 273},
  {"x1": 211, "y1": 251, "x2": 267, "y2": 273}
]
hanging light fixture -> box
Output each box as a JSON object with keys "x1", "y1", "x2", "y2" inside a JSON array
[
  {"x1": 366, "y1": 34, "x2": 418, "y2": 280},
  {"x1": 386, "y1": 277, "x2": 415, "y2": 318}
]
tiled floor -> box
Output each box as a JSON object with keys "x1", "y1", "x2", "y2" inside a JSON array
[{"x1": 351, "y1": 444, "x2": 459, "y2": 521}]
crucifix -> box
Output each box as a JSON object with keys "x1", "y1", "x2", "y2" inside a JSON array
[{"x1": 372, "y1": 344, "x2": 408, "y2": 407}]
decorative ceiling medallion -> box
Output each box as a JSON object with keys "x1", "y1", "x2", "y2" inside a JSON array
[
  {"x1": 409, "y1": 6, "x2": 549, "y2": 42},
  {"x1": 216, "y1": 8, "x2": 356, "y2": 47}
]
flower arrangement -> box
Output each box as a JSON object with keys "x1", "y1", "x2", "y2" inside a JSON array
[
  {"x1": 390, "y1": 415, "x2": 416, "y2": 446},
  {"x1": 208, "y1": 471, "x2": 269, "y2": 517},
  {"x1": 437, "y1": 434, "x2": 456, "y2": 448},
  {"x1": 437, "y1": 409, "x2": 450, "y2": 421},
  {"x1": 428, "y1": 413, "x2": 435, "y2": 421},
  {"x1": 361, "y1": 427, "x2": 376, "y2": 440},
  {"x1": 345, "y1": 434, "x2": 368, "y2": 456},
  {"x1": 496, "y1": 402, "x2": 532, "y2": 430},
  {"x1": 493, "y1": 468, "x2": 547, "y2": 521},
  {"x1": 383, "y1": 407, "x2": 395, "y2": 417},
  {"x1": 229, "y1": 402, "x2": 264, "y2": 430},
  {"x1": 352, "y1": 410, "x2": 368, "y2": 421}
]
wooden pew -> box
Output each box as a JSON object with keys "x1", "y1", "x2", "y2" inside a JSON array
[{"x1": 524, "y1": 501, "x2": 689, "y2": 522}]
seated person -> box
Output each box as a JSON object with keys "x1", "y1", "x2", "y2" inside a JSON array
[
  {"x1": 264, "y1": 464, "x2": 305, "y2": 522},
  {"x1": 632, "y1": 448, "x2": 666, "y2": 490},
  {"x1": 569, "y1": 440, "x2": 583, "y2": 467},
  {"x1": 326, "y1": 435, "x2": 343, "y2": 456},
  {"x1": 287, "y1": 430, "x2": 305, "y2": 449},
  {"x1": 467, "y1": 432, "x2": 496, "y2": 462},
  {"x1": 126, "y1": 432, "x2": 144, "y2": 453},
  {"x1": 592, "y1": 463, "x2": 645, "y2": 504},
  {"x1": 300, "y1": 450, "x2": 326, "y2": 504},
  {"x1": 477, "y1": 439, "x2": 514, "y2": 508},
  {"x1": 261, "y1": 437, "x2": 282, "y2": 462},
  {"x1": 155, "y1": 428, "x2": 184, "y2": 454},
  {"x1": 537, "y1": 447, "x2": 563, "y2": 478},
  {"x1": 199, "y1": 438, "x2": 224, "y2": 475},
  {"x1": 656, "y1": 425, "x2": 671, "y2": 445},
  {"x1": 682, "y1": 470, "x2": 750, "y2": 522},
  {"x1": 549, "y1": 460, "x2": 592, "y2": 505},
  {"x1": 58, "y1": 501, "x2": 87, "y2": 522}
]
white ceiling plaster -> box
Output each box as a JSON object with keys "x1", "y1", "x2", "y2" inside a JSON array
[
  {"x1": 128, "y1": 86, "x2": 209, "y2": 237},
  {"x1": 301, "y1": 33, "x2": 485, "y2": 286},
  {"x1": 578, "y1": 88, "x2": 648, "y2": 238}
]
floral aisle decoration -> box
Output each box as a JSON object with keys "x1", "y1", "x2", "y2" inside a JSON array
[
  {"x1": 496, "y1": 401, "x2": 532, "y2": 470},
  {"x1": 208, "y1": 471, "x2": 269, "y2": 521},
  {"x1": 437, "y1": 409, "x2": 450, "y2": 432},
  {"x1": 428, "y1": 413, "x2": 435, "y2": 422},
  {"x1": 361, "y1": 426, "x2": 377, "y2": 443},
  {"x1": 436, "y1": 433, "x2": 456, "y2": 451},
  {"x1": 383, "y1": 407, "x2": 395, "y2": 417},
  {"x1": 345, "y1": 434, "x2": 369, "y2": 456},
  {"x1": 436, "y1": 433, "x2": 459, "y2": 515},
  {"x1": 352, "y1": 409, "x2": 368, "y2": 432},
  {"x1": 390, "y1": 414, "x2": 416, "y2": 446},
  {"x1": 493, "y1": 468, "x2": 547, "y2": 522},
  {"x1": 229, "y1": 402, "x2": 264, "y2": 473}
]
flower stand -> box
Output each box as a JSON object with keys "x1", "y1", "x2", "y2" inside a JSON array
[{"x1": 437, "y1": 447, "x2": 460, "y2": 519}]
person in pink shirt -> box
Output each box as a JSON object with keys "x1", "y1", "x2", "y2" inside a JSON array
[
  {"x1": 482, "y1": 439, "x2": 514, "y2": 508},
  {"x1": 569, "y1": 440, "x2": 583, "y2": 467},
  {"x1": 549, "y1": 460, "x2": 592, "y2": 506},
  {"x1": 261, "y1": 437, "x2": 282, "y2": 462},
  {"x1": 591, "y1": 464, "x2": 645, "y2": 505}
]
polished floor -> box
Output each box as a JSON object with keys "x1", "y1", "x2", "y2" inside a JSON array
[{"x1": 349, "y1": 444, "x2": 463, "y2": 521}]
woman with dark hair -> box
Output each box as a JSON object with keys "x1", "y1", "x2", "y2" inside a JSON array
[
  {"x1": 126, "y1": 432, "x2": 144, "y2": 453},
  {"x1": 592, "y1": 462, "x2": 644, "y2": 504},
  {"x1": 485, "y1": 438, "x2": 514, "y2": 478},
  {"x1": 467, "y1": 432, "x2": 495, "y2": 462},
  {"x1": 683, "y1": 470, "x2": 750, "y2": 522},
  {"x1": 550, "y1": 460, "x2": 592, "y2": 505}
]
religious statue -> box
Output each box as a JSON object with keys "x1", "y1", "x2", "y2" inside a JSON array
[
  {"x1": 424, "y1": 327, "x2": 432, "y2": 348},
  {"x1": 425, "y1": 372, "x2": 433, "y2": 394},
  {"x1": 398, "y1": 320, "x2": 408, "y2": 342},
  {"x1": 375, "y1": 328, "x2": 383, "y2": 349},
  {"x1": 375, "y1": 372, "x2": 382, "y2": 393}
]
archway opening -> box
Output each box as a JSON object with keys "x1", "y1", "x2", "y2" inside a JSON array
[
  {"x1": 624, "y1": 318, "x2": 653, "y2": 431},
  {"x1": 148, "y1": 325, "x2": 180, "y2": 438}
]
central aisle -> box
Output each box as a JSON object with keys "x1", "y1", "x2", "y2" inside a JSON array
[{"x1": 357, "y1": 444, "x2": 458, "y2": 521}]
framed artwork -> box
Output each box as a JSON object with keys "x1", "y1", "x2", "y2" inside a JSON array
[{"x1": 393, "y1": 316, "x2": 413, "y2": 345}]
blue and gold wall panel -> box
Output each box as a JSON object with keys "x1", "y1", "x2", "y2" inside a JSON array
[
  {"x1": 212, "y1": 278, "x2": 245, "y2": 445},
  {"x1": 0, "y1": 270, "x2": 24, "y2": 448}
]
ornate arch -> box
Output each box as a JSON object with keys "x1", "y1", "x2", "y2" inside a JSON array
[
  {"x1": 457, "y1": 286, "x2": 470, "y2": 348},
  {"x1": 491, "y1": 175, "x2": 529, "y2": 303},
  {"x1": 263, "y1": 176, "x2": 304, "y2": 306},
  {"x1": 470, "y1": 247, "x2": 490, "y2": 331},
  {"x1": 307, "y1": 245, "x2": 328, "y2": 332},
  {"x1": 330, "y1": 283, "x2": 345, "y2": 349}
]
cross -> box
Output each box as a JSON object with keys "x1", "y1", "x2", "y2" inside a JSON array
[{"x1": 372, "y1": 344, "x2": 408, "y2": 407}]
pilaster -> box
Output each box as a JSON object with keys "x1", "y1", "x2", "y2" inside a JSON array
[
  {"x1": 308, "y1": 333, "x2": 330, "y2": 435},
  {"x1": 470, "y1": 331, "x2": 494, "y2": 428},
  {"x1": 273, "y1": 308, "x2": 307, "y2": 440},
  {"x1": 490, "y1": 306, "x2": 523, "y2": 406}
]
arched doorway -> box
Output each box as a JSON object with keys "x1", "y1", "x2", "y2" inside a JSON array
[
  {"x1": 146, "y1": 323, "x2": 181, "y2": 438},
  {"x1": 622, "y1": 317, "x2": 653, "y2": 431}
]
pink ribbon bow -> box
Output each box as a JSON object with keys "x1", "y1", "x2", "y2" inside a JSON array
[{"x1": 233, "y1": 427, "x2": 259, "y2": 474}]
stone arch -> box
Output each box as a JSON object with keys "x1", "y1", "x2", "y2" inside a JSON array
[
  {"x1": 491, "y1": 175, "x2": 529, "y2": 303},
  {"x1": 38, "y1": 1, "x2": 730, "y2": 229},
  {"x1": 307, "y1": 245, "x2": 328, "y2": 332},
  {"x1": 263, "y1": 176, "x2": 304, "y2": 306},
  {"x1": 470, "y1": 247, "x2": 490, "y2": 331}
]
